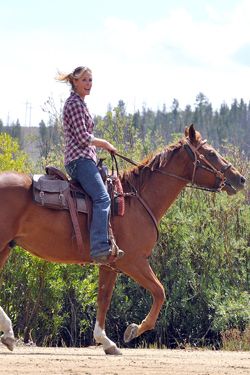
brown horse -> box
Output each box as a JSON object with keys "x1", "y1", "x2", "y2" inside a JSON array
[{"x1": 0, "y1": 125, "x2": 245, "y2": 354}]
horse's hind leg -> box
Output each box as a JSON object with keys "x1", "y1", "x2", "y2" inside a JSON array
[
  {"x1": 0, "y1": 246, "x2": 15, "y2": 351},
  {"x1": 0, "y1": 306, "x2": 15, "y2": 351},
  {"x1": 94, "y1": 265, "x2": 121, "y2": 355}
]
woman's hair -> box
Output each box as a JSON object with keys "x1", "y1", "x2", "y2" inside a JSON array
[{"x1": 56, "y1": 66, "x2": 92, "y2": 89}]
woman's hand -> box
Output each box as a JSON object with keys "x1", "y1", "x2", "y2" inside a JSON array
[
  {"x1": 103, "y1": 140, "x2": 117, "y2": 153},
  {"x1": 92, "y1": 138, "x2": 117, "y2": 153}
]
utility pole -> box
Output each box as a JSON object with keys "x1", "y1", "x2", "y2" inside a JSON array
[
  {"x1": 6, "y1": 112, "x2": 10, "y2": 126},
  {"x1": 29, "y1": 103, "x2": 32, "y2": 127},
  {"x1": 24, "y1": 101, "x2": 32, "y2": 126}
]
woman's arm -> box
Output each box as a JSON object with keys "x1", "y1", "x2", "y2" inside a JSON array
[{"x1": 91, "y1": 137, "x2": 117, "y2": 153}]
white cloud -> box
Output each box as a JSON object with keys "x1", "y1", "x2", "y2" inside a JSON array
[
  {"x1": 101, "y1": 4, "x2": 250, "y2": 106},
  {"x1": 1, "y1": 0, "x2": 250, "y2": 126}
]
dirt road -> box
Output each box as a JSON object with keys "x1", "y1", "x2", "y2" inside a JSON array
[{"x1": 0, "y1": 344, "x2": 249, "y2": 375}]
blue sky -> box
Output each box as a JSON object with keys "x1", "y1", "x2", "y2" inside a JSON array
[{"x1": 1, "y1": 0, "x2": 250, "y2": 126}]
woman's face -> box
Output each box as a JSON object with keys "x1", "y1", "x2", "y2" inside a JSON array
[{"x1": 73, "y1": 71, "x2": 92, "y2": 98}]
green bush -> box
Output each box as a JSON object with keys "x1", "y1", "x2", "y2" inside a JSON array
[
  {"x1": 0, "y1": 133, "x2": 31, "y2": 172},
  {"x1": 221, "y1": 326, "x2": 250, "y2": 351},
  {"x1": 0, "y1": 247, "x2": 98, "y2": 346}
]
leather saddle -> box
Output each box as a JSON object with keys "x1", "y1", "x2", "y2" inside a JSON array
[
  {"x1": 33, "y1": 167, "x2": 90, "y2": 214},
  {"x1": 32, "y1": 164, "x2": 125, "y2": 256}
]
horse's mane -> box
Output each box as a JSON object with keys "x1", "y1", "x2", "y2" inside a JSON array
[{"x1": 121, "y1": 138, "x2": 186, "y2": 191}]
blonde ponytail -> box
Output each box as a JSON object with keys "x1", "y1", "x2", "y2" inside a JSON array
[{"x1": 56, "y1": 66, "x2": 92, "y2": 89}]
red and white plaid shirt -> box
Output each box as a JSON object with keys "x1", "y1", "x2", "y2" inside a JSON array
[{"x1": 63, "y1": 92, "x2": 97, "y2": 165}]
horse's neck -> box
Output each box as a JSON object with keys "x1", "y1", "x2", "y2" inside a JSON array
[{"x1": 142, "y1": 170, "x2": 187, "y2": 222}]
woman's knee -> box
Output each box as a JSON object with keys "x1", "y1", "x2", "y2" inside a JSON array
[{"x1": 95, "y1": 190, "x2": 110, "y2": 206}]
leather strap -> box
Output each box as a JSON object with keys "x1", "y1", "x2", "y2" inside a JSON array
[
  {"x1": 114, "y1": 153, "x2": 159, "y2": 241},
  {"x1": 127, "y1": 181, "x2": 159, "y2": 241},
  {"x1": 136, "y1": 194, "x2": 159, "y2": 241},
  {"x1": 64, "y1": 189, "x2": 84, "y2": 256},
  {"x1": 114, "y1": 152, "x2": 139, "y2": 167}
]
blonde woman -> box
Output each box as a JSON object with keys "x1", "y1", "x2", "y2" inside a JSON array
[{"x1": 57, "y1": 66, "x2": 124, "y2": 264}]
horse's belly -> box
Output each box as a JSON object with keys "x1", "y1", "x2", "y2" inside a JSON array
[{"x1": 16, "y1": 206, "x2": 90, "y2": 264}]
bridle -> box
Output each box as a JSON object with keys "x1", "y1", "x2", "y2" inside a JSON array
[
  {"x1": 150, "y1": 138, "x2": 232, "y2": 192},
  {"x1": 113, "y1": 138, "x2": 232, "y2": 240},
  {"x1": 179, "y1": 138, "x2": 232, "y2": 192},
  {"x1": 115, "y1": 138, "x2": 232, "y2": 193}
]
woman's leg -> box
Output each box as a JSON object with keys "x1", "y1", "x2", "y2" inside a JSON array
[
  {"x1": 66, "y1": 158, "x2": 124, "y2": 262},
  {"x1": 73, "y1": 158, "x2": 111, "y2": 257}
]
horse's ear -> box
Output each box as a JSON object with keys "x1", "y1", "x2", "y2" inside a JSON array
[{"x1": 188, "y1": 124, "x2": 196, "y2": 143}]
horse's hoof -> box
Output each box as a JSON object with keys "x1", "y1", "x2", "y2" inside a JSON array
[
  {"x1": 124, "y1": 323, "x2": 139, "y2": 343},
  {"x1": 1, "y1": 335, "x2": 15, "y2": 351},
  {"x1": 104, "y1": 345, "x2": 122, "y2": 355}
]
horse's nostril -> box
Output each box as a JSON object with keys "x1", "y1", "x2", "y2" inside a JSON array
[{"x1": 240, "y1": 176, "x2": 246, "y2": 185}]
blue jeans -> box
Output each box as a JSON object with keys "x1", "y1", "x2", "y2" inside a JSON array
[{"x1": 65, "y1": 158, "x2": 111, "y2": 257}]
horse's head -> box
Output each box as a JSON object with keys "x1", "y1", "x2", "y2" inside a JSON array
[{"x1": 183, "y1": 124, "x2": 246, "y2": 195}]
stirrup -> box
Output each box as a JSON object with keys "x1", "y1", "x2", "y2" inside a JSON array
[
  {"x1": 110, "y1": 238, "x2": 121, "y2": 256},
  {"x1": 91, "y1": 246, "x2": 124, "y2": 265},
  {"x1": 109, "y1": 246, "x2": 124, "y2": 262}
]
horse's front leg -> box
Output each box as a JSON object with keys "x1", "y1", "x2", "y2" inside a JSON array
[
  {"x1": 122, "y1": 257, "x2": 166, "y2": 343},
  {"x1": 94, "y1": 265, "x2": 121, "y2": 355}
]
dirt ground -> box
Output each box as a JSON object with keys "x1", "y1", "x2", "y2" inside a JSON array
[{"x1": 0, "y1": 343, "x2": 249, "y2": 375}]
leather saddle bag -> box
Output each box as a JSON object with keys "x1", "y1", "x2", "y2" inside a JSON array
[{"x1": 32, "y1": 168, "x2": 88, "y2": 213}]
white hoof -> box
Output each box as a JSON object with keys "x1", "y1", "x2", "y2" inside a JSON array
[
  {"x1": 104, "y1": 345, "x2": 122, "y2": 355},
  {"x1": 1, "y1": 335, "x2": 15, "y2": 351}
]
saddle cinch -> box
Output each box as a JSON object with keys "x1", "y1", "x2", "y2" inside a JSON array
[{"x1": 32, "y1": 159, "x2": 125, "y2": 256}]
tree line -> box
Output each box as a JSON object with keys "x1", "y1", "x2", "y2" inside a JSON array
[{"x1": 0, "y1": 93, "x2": 250, "y2": 159}]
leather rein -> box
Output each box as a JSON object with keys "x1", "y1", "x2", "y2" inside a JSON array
[{"x1": 114, "y1": 138, "x2": 232, "y2": 241}]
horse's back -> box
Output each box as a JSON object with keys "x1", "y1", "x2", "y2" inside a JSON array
[
  {"x1": 0, "y1": 171, "x2": 31, "y2": 189},
  {"x1": 0, "y1": 171, "x2": 32, "y2": 223}
]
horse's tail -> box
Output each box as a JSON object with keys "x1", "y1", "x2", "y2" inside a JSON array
[{"x1": 0, "y1": 172, "x2": 31, "y2": 256}]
